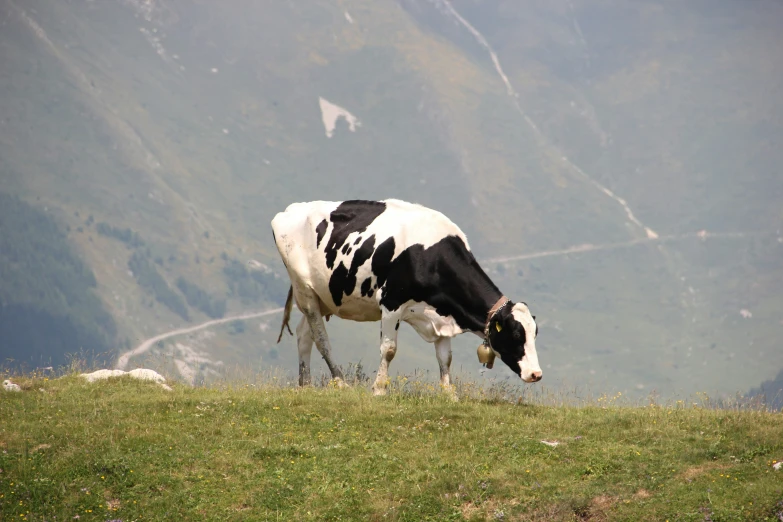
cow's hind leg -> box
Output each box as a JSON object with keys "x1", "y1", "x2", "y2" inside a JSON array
[
  {"x1": 295, "y1": 316, "x2": 313, "y2": 386},
  {"x1": 371, "y1": 311, "x2": 401, "y2": 396},
  {"x1": 301, "y1": 305, "x2": 346, "y2": 387},
  {"x1": 435, "y1": 337, "x2": 458, "y2": 401}
]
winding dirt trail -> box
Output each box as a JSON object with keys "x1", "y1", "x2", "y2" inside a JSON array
[
  {"x1": 115, "y1": 308, "x2": 284, "y2": 370},
  {"x1": 481, "y1": 231, "x2": 755, "y2": 265}
]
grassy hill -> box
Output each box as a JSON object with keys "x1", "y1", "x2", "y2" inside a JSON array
[
  {"x1": 1, "y1": 373, "x2": 782, "y2": 521},
  {"x1": 0, "y1": 0, "x2": 781, "y2": 401}
]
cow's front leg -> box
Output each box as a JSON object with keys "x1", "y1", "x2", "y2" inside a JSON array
[
  {"x1": 435, "y1": 337, "x2": 458, "y2": 401},
  {"x1": 302, "y1": 308, "x2": 346, "y2": 387},
  {"x1": 371, "y1": 311, "x2": 400, "y2": 396}
]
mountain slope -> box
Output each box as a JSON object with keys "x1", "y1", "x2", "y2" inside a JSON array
[{"x1": 1, "y1": 0, "x2": 781, "y2": 399}]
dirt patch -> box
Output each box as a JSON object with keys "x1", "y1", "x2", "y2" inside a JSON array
[
  {"x1": 459, "y1": 499, "x2": 512, "y2": 521},
  {"x1": 515, "y1": 501, "x2": 598, "y2": 522},
  {"x1": 680, "y1": 463, "x2": 729, "y2": 481},
  {"x1": 32, "y1": 443, "x2": 51, "y2": 452},
  {"x1": 460, "y1": 501, "x2": 481, "y2": 520},
  {"x1": 583, "y1": 495, "x2": 617, "y2": 521},
  {"x1": 633, "y1": 489, "x2": 652, "y2": 500}
]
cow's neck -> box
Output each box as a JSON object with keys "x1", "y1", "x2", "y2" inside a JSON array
[
  {"x1": 434, "y1": 255, "x2": 505, "y2": 334},
  {"x1": 377, "y1": 235, "x2": 507, "y2": 333}
]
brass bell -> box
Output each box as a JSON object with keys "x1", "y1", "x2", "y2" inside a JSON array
[{"x1": 477, "y1": 343, "x2": 496, "y2": 369}]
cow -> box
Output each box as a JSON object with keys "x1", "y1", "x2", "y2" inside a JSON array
[{"x1": 271, "y1": 199, "x2": 542, "y2": 397}]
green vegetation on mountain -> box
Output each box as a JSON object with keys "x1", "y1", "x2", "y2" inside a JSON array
[
  {"x1": 176, "y1": 276, "x2": 227, "y2": 319},
  {"x1": 1, "y1": 375, "x2": 781, "y2": 521},
  {"x1": 222, "y1": 257, "x2": 289, "y2": 307},
  {"x1": 128, "y1": 251, "x2": 189, "y2": 321},
  {"x1": 0, "y1": 192, "x2": 116, "y2": 369},
  {"x1": 96, "y1": 222, "x2": 145, "y2": 249}
]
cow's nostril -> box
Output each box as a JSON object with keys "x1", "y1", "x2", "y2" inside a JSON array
[{"x1": 532, "y1": 372, "x2": 542, "y2": 382}]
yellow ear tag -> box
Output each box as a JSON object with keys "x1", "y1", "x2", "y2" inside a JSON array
[{"x1": 495, "y1": 322, "x2": 502, "y2": 332}]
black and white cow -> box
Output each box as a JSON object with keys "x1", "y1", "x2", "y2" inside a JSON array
[{"x1": 271, "y1": 199, "x2": 542, "y2": 396}]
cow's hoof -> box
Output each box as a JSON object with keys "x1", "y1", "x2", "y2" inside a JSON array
[{"x1": 441, "y1": 385, "x2": 459, "y2": 402}]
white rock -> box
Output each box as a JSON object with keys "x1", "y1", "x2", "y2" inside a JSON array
[
  {"x1": 127, "y1": 368, "x2": 167, "y2": 384},
  {"x1": 774, "y1": 462, "x2": 782, "y2": 471},
  {"x1": 80, "y1": 368, "x2": 172, "y2": 391},
  {"x1": 80, "y1": 369, "x2": 126, "y2": 383},
  {"x1": 3, "y1": 380, "x2": 21, "y2": 392}
]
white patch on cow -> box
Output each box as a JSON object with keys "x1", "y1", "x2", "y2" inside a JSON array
[
  {"x1": 344, "y1": 11, "x2": 354, "y2": 24},
  {"x1": 318, "y1": 97, "x2": 361, "y2": 138},
  {"x1": 398, "y1": 301, "x2": 464, "y2": 342},
  {"x1": 511, "y1": 303, "x2": 542, "y2": 382}
]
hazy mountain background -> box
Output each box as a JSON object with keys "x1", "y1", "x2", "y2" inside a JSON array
[{"x1": 1, "y1": 0, "x2": 781, "y2": 403}]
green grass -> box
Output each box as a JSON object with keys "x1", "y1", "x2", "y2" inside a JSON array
[{"x1": 1, "y1": 372, "x2": 781, "y2": 521}]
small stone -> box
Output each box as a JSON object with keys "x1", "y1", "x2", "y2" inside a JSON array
[{"x1": 3, "y1": 380, "x2": 21, "y2": 392}]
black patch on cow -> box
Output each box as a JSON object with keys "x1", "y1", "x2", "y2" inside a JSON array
[
  {"x1": 324, "y1": 200, "x2": 386, "y2": 269},
  {"x1": 395, "y1": 321, "x2": 400, "y2": 331},
  {"x1": 328, "y1": 262, "x2": 349, "y2": 307},
  {"x1": 371, "y1": 237, "x2": 396, "y2": 287},
  {"x1": 341, "y1": 243, "x2": 350, "y2": 255},
  {"x1": 372, "y1": 234, "x2": 538, "y2": 376},
  {"x1": 328, "y1": 235, "x2": 377, "y2": 306},
  {"x1": 354, "y1": 236, "x2": 362, "y2": 245},
  {"x1": 378, "y1": 235, "x2": 502, "y2": 333},
  {"x1": 360, "y1": 277, "x2": 373, "y2": 297},
  {"x1": 315, "y1": 219, "x2": 328, "y2": 248}
]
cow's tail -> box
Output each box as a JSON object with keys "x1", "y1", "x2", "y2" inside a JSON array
[{"x1": 276, "y1": 285, "x2": 294, "y2": 343}]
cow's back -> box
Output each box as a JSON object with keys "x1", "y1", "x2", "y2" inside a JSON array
[
  {"x1": 271, "y1": 199, "x2": 470, "y2": 317},
  {"x1": 378, "y1": 199, "x2": 470, "y2": 252},
  {"x1": 271, "y1": 200, "x2": 341, "y2": 282}
]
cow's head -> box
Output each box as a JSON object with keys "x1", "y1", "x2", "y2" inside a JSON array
[{"x1": 485, "y1": 302, "x2": 542, "y2": 383}]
